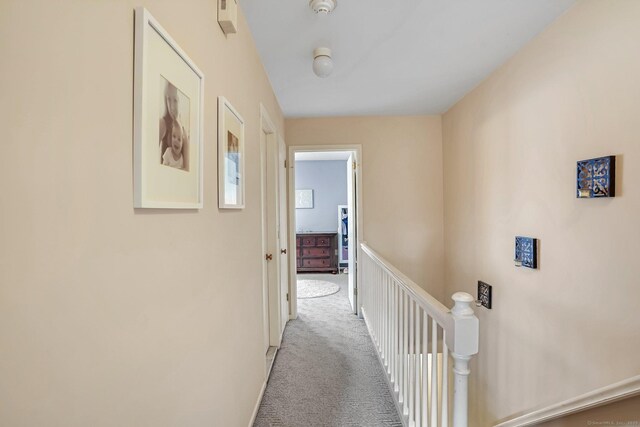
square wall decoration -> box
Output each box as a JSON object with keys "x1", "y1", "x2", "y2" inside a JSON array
[
  {"x1": 515, "y1": 236, "x2": 537, "y2": 269},
  {"x1": 577, "y1": 156, "x2": 616, "y2": 198},
  {"x1": 477, "y1": 281, "x2": 492, "y2": 310},
  {"x1": 295, "y1": 189, "x2": 314, "y2": 209}
]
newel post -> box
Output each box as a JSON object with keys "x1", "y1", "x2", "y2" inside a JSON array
[{"x1": 450, "y1": 292, "x2": 479, "y2": 427}]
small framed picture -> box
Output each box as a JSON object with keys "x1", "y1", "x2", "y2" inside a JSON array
[
  {"x1": 577, "y1": 155, "x2": 616, "y2": 198},
  {"x1": 218, "y1": 97, "x2": 245, "y2": 209},
  {"x1": 133, "y1": 7, "x2": 204, "y2": 209},
  {"x1": 295, "y1": 189, "x2": 314, "y2": 209},
  {"x1": 515, "y1": 236, "x2": 538, "y2": 269}
]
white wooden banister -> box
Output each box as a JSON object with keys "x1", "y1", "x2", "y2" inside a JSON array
[
  {"x1": 360, "y1": 243, "x2": 479, "y2": 427},
  {"x1": 450, "y1": 292, "x2": 478, "y2": 427}
]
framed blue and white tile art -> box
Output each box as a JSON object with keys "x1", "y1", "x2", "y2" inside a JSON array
[
  {"x1": 515, "y1": 236, "x2": 537, "y2": 269},
  {"x1": 477, "y1": 281, "x2": 492, "y2": 309},
  {"x1": 577, "y1": 156, "x2": 616, "y2": 198}
]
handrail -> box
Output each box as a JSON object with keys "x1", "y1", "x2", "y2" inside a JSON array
[
  {"x1": 360, "y1": 242, "x2": 479, "y2": 427},
  {"x1": 360, "y1": 243, "x2": 453, "y2": 330}
]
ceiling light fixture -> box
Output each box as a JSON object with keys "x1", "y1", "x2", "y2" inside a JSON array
[
  {"x1": 309, "y1": 0, "x2": 337, "y2": 15},
  {"x1": 312, "y1": 47, "x2": 333, "y2": 78}
]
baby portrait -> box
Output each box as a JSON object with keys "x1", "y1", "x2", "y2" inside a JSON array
[{"x1": 159, "y1": 76, "x2": 191, "y2": 171}]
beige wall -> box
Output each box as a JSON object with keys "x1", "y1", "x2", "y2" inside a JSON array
[
  {"x1": 286, "y1": 117, "x2": 445, "y2": 299},
  {"x1": 0, "y1": 1, "x2": 283, "y2": 426},
  {"x1": 442, "y1": 0, "x2": 640, "y2": 425}
]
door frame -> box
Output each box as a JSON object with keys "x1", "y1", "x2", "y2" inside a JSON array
[
  {"x1": 260, "y1": 104, "x2": 285, "y2": 351},
  {"x1": 286, "y1": 144, "x2": 364, "y2": 319},
  {"x1": 277, "y1": 134, "x2": 290, "y2": 333}
]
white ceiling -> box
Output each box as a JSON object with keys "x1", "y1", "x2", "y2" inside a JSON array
[
  {"x1": 295, "y1": 151, "x2": 351, "y2": 161},
  {"x1": 240, "y1": 0, "x2": 576, "y2": 117}
]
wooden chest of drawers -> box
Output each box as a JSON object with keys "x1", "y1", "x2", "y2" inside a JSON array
[{"x1": 296, "y1": 233, "x2": 338, "y2": 274}]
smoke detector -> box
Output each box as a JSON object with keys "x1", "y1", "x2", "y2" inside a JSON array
[{"x1": 309, "y1": 0, "x2": 337, "y2": 15}]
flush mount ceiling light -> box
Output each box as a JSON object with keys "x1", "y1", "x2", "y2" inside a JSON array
[
  {"x1": 309, "y1": 0, "x2": 337, "y2": 15},
  {"x1": 312, "y1": 47, "x2": 333, "y2": 78}
]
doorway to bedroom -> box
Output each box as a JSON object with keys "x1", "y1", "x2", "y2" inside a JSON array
[{"x1": 287, "y1": 146, "x2": 362, "y2": 319}]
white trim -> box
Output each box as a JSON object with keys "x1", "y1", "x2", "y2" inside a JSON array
[
  {"x1": 286, "y1": 146, "x2": 296, "y2": 318},
  {"x1": 248, "y1": 381, "x2": 267, "y2": 427},
  {"x1": 494, "y1": 375, "x2": 640, "y2": 427},
  {"x1": 287, "y1": 144, "x2": 364, "y2": 319},
  {"x1": 277, "y1": 134, "x2": 291, "y2": 328}
]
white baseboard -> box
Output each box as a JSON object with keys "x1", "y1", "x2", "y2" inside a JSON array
[
  {"x1": 494, "y1": 374, "x2": 640, "y2": 427},
  {"x1": 248, "y1": 381, "x2": 267, "y2": 427}
]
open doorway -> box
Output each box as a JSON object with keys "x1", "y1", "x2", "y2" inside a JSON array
[{"x1": 287, "y1": 146, "x2": 362, "y2": 319}]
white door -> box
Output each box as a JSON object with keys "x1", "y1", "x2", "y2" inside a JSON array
[
  {"x1": 265, "y1": 131, "x2": 282, "y2": 347},
  {"x1": 261, "y1": 105, "x2": 286, "y2": 352},
  {"x1": 347, "y1": 154, "x2": 357, "y2": 314},
  {"x1": 261, "y1": 128, "x2": 271, "y2": 354},
  {"x1": 278, "y1": 137, "x2": 290, "y2": 328}
]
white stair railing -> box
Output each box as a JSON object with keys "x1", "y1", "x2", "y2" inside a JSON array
[{"x1": 360, "y1": 243, "x2": 479, "y2": 427}]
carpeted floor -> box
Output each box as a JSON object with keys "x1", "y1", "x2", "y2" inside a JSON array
[{"x1": 253, "y1": 273, "x2": 403, "y2": 427}]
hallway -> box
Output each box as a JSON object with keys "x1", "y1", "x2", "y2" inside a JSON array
[{"x1": 253, "y1": 274, "x2": 402, "y2": 427}]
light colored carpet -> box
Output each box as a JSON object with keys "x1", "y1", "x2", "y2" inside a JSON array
[
  {"x1": 253, "y1": 273, "x2": 402, "y2": 427},
  {"x1": 297, "y1": 279, "x2": 340, "y2": 299}
]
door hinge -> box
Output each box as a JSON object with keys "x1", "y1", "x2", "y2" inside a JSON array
[
  {"x1": 354, "y1": 288, "x2": 358, "y2": 296},
  {"x1": 352, "y1": 161, "x2": 357, "y2": 170},
  {"x1": 284, "y1": 160, "x2": 288, "y2": 168},
  {"x1": 286, "y1": 293, "x2": 289, "y2": 302}
]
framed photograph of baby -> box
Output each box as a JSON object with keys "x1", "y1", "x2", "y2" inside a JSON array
[
  {"x1": 218, "y1": 97, "x2": 245, "y2": 209},
  {"x1": 133, "y1": 7, "x2": 204, "y2": 209}
]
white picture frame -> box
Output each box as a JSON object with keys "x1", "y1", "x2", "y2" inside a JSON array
[
  {"x1": 295, "y1": 189, "x2": 314, "y2": 209},
  {"x1": 218, "y1": 97, "x2": 245, "y2": 209},
  {"x1": 133, "y1": 7, "x2": 204, "y2": 209}
]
